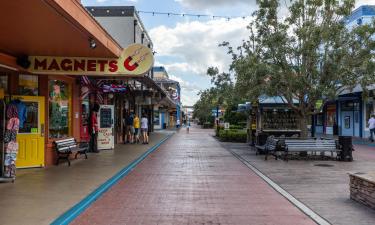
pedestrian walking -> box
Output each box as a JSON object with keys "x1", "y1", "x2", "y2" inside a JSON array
[
  {"x1": 90, "y1": 103, "x2": 100, "y2": 153},
  {"x1": 186, "y1": 120, "x2": 190, "y2": 133},
  {"x1": 141, "y1": 114, "x2": 149, "y2": 144},
  {"x1": 368, "y1": 114, "x2": 375, "y2": 142},
  {"x1": 133, "y1": 114, "x2": 140, "y2": 144}
]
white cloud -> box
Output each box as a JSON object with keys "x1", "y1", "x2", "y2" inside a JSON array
[
  {"x1": 175, "y1": 0, "x2": 255, "y2": 9},
  {"x1": 150, "y1": 18, "x2": 252, "y2": 105},
  {"x1": 95, "y1": 0, "x2": 137, "y2": 3},
  {"x1": 356, "y1": 0, "x2": 375, "y2": 6},
  {"x1": 150, "y1": 17, "x2": 252, "y2": 77}
]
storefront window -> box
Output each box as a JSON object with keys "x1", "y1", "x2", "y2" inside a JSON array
[
  {"x1": 154, "y1": 110, "x2": 160, "y2": 125},
  {"x1": 365, "y1": 101, "x2": 374, "y2": 128},
  {"x1": 0, "y1": 74, "x2": 7, "y2": 93},
  {"x1": 19, "y1": 75, "x2": 38, "y2": 96},
  {"x1": 19, "y1": 101, "x2": 39, "y2": 134},
  {"x1": 316, "y1": 114, "x2": 324, "y2": 126},
  {"x1": 49, "y1": 80, "x2": 71, "y2": 138},
  {"x1": 326, "y1": 105, "x2": 336, "y2": 127}
]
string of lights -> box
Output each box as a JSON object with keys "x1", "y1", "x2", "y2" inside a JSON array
[{"x1": 136, "y1": 10, "x2": 250, "y2": 21}]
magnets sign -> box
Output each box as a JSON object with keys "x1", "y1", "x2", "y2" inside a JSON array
[{"x1": 28, "y1": 44, "x2": 154, "y2": 76}]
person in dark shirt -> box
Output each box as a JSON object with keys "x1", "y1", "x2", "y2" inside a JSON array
[{"x1": 90, "y1": 103, "x2": 100, "y2": 153}]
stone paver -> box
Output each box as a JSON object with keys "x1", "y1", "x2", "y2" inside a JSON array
[
  {"x1": 223, "y1": 141, "x2": 375, "y2": 225},
  {"x1": 72, "y1": 127, "x2": 315, "y2": 225},
  {"x1": 0, "y1": 132, "x2": 168, "y2": 225}
]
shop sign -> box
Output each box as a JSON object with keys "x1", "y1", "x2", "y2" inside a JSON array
[
  {"x1": 28, "y1": 44, "x2": 154, "y2": 76},
  {"x1": 315, "y1": 100, "x2": 323, "y2": 112}
]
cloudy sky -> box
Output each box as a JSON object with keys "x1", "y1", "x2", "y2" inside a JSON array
[{"x1": 82, "y1": 0, "x2": 373, "y2": 106}]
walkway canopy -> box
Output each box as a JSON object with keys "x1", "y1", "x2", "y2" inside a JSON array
[{"x1": 0, "y1": 0, "x2": 122, "y2": 69}]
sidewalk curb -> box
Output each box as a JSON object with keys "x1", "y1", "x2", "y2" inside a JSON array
[
  {"x1": 227, "y1": 148, "x2": 331, "y2": 225},
  {"x1": 51, "y1": 134, "x2": 173, "y2": 225}
]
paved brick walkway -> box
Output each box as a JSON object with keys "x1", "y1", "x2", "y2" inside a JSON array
[
  {"x1": 223, "y1": 142, "x2": 375, "y2": 225},
  {"x1": 72, "y1": 128, "x2": 315, "y2": 225}
]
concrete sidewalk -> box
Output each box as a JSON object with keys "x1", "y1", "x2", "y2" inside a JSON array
[
  {"x1": 0, "y1": 132, "x2": 170, "y2": 225},
  {"x1": 224, "y1": 142, "x2": 375, "y2": 225},
  {"x1": 72, "y1": 127, "x2": 315, "y2": 225}
]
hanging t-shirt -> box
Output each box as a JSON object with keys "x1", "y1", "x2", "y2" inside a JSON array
[{"x1": 11, "y1": 100, "x2": 27, "y2": 128}]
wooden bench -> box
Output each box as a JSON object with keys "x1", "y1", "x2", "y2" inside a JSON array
[
  {"x1": 283, "y1": 139, "x2": 340, "y2": 161},
  {"x1": 54, "y1": 138, "x2": 89, "y2": 166}
]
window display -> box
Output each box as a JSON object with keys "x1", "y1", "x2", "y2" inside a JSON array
[
  {"x1": 0, "y1": 75, "x2": 7, "y2": 93},
  {"x1": 261, "y1": 108, "x2": 299, "y2": 130},
  {"x1": 49, "y1": 80, "x2": 71, "y2": 138},
  {"x1": 19, "y1": 75, "x2": 38, "y2": 96},
  {"x1": 326, "y1": 105, "x2": 336, "y2": 127}
]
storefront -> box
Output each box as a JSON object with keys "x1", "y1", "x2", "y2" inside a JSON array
[
  {"x1": 252, "y1": 96, "x2": 302, "y2": 142},
  {"x1": 0, "y1": 0, "x2": 137, "y2": 170},
  {"x1": 314, "y1": 102, "x2": 338, "y2": 136},
  {"x1": 337, "y1": 93, "x2": 362, "y2": 137}
]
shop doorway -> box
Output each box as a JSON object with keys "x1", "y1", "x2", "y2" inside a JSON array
[{"x1": 14, "y1": 96, "x2": 45, "y2": 168}]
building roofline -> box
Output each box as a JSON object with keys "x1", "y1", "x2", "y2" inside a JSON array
[
  {"x1": 85, "y1": 6, "x2": 153, "y2": 47},
  {"x1": 346, "y1": 5, "x2": 375, "y2": 24}
]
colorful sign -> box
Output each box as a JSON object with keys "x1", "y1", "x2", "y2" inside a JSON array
[
  {"x1": 97, "y1": 105, "x2": 114, "y2": 150},
  {"x1": 28, "y1": 44, "x2": 154, "y2": 76}
]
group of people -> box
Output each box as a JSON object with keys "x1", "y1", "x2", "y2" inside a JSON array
[{"x1": 123, "y1": 112, "x2": 149, "y2": 145}]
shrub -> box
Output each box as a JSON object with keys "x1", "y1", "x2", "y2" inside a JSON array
[
  {"x1": 218, "y1": 129, "x2": 247, "y2": 143},
  {"x1": 203, "y1": 122, "x2": 214, "y2": 129},
  {"x1": 229, "y1": 125, "x2": 245, "y2": 130}
]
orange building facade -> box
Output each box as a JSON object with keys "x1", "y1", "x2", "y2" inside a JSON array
[{"x1": 0, "y1": 0, "x2": 124, "y2": 167}]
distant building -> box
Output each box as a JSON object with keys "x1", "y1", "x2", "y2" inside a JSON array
[{"x1": 152, "y1": 66, "x2": 182, "y2": 129}]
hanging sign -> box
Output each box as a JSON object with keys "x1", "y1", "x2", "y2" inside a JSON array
[{"x1": 27, "y1": 44, "x2": 154, "y2": 76}]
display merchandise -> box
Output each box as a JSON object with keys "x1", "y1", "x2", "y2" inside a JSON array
[{"x1": 262, "y1": 109, "x2": 299, "y2": 130}]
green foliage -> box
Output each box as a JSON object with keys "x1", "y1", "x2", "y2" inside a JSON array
[
  {"x1": 224, "y1": 0, "x2": 375, "y2": 137},
  {"x1": 203, "y1": 122, "x2": 214, "y2": 129},
  {"x1": 217, "y1": 129, "x2": 247, "y2": 143},
  {"x1": 223, "y1": 104, "x2": 248, "y2": 125},
  {"x1": 229, "y1": 125, "x2": 245, "y2": 130}
]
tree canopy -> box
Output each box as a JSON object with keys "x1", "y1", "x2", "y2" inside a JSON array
[
  {"x1": 224, "y1": 0, "x2": 375, "y2": 137},
  {"x1": 193, "y1": 0, "x2": 375, "y2": 137}
]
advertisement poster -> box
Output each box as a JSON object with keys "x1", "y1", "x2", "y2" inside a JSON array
[{"x1": 97, "y1": 105, "x2": 114, "y2": 150}]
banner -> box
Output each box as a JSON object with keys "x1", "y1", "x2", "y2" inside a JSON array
[{"x1": 28, "y1": 43, "x2": 154, "y2": 76}]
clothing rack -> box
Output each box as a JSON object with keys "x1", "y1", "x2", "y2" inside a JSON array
[{"x1": 0, "y1": 99, "x2": 15, "y2": 183}]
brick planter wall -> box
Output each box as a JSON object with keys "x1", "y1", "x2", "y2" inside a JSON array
[{"x1": 349, "y1": 172, "x2": 375, "y2": 209}]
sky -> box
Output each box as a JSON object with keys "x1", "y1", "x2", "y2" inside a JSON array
[{"x1": 82, "y1": 0, "x2": 374, "y2": 106}]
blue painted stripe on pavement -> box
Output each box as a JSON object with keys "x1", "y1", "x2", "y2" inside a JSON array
[{"x1": 51, "y1": 134, "x2": 172, "y2": 225}]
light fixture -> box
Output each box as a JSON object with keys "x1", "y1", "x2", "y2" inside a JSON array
[{"x1": 89, "y1": 39, "x2": 96, "y2": 49}]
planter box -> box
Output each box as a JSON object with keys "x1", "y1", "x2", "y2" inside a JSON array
[{"x1": 349, "y1": 172, "x2": 375, "y2": 209}]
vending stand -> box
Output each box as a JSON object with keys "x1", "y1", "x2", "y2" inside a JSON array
[{"x1": 252, "y1": 96, "x2": 301, "y2": 145}]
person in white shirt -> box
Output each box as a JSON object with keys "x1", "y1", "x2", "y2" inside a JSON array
[
  {"x1": 141, "y1": 114, "x2": 149, "y2": 144},
  {"x1": 368, "y1": 114, "x2": 375, "y2": 142}
]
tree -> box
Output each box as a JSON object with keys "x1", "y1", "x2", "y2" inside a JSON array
[
  {"x1": 226, "y1": 0, "x2": 375, "y2": 137},
  {"x1": 193, "y1": 67, "x2": 244, "y2": 125}
]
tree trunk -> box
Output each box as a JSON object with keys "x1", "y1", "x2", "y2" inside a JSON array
[{"x1": 298, "y1": 114, "x2": 309, "y2": 139}]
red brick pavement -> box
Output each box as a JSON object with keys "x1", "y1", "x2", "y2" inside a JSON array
[{"x1": 72, "y1": 129, "x2": 316, "y2": 225}]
